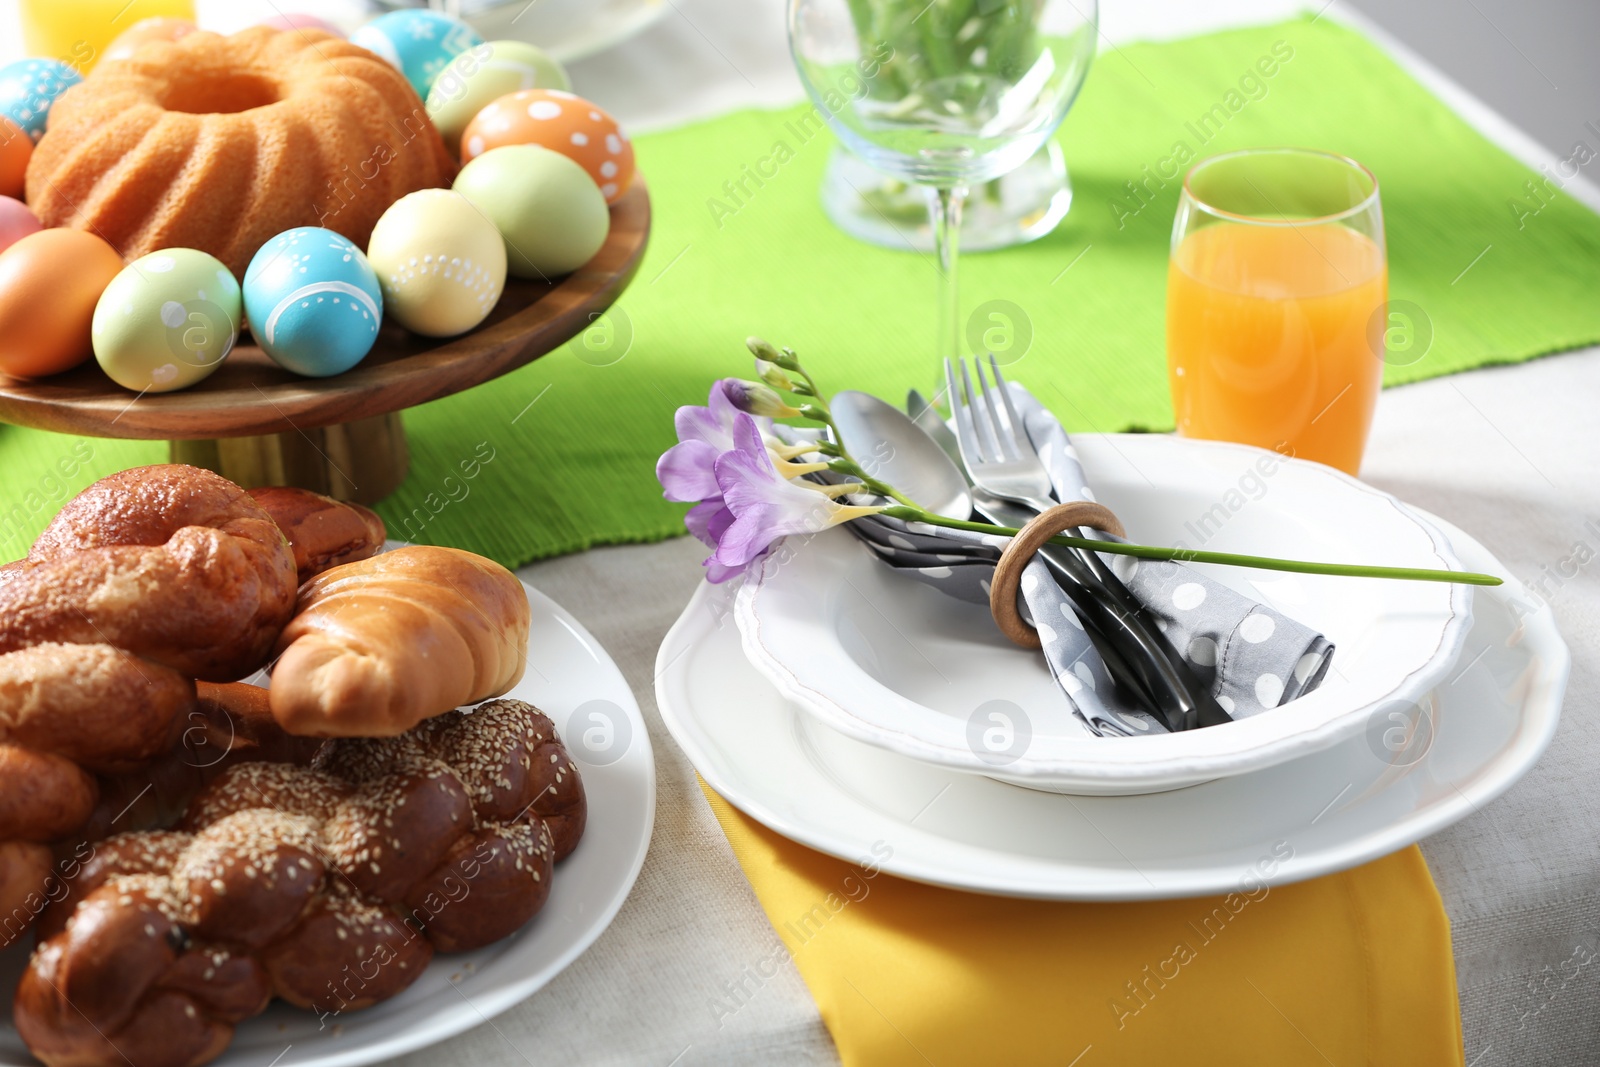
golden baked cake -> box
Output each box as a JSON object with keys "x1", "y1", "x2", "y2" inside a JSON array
[{"x1": 24, "y1": 27, "x2": 456, "y2": 277}]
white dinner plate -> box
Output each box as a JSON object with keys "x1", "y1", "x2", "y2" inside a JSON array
[
  {"x1": 738, "y1": 434, "x2": 1473, "y2": 793},
  {"x1": 660, "y1": 515, "x2": 1565, "y2": 899},
  {"x1": 0, "y1": 576, "x2": 656, "y2": 1067}
]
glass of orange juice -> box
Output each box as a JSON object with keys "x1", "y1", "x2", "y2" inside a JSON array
[
  {"x1": 1166, "y1": 148, "x2": 1386, "y2": 475},
  {"x1": 19, "y1": 0, "x2": 196, "y2": 73}
]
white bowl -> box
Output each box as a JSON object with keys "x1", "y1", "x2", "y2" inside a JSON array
[{"x1": 736, "y1": 434, "x2": 1473, "y2": 794}]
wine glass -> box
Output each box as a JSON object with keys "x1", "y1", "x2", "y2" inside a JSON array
[{"x1": 788, "y1": 0, "x2": 1096, "y2": 389}]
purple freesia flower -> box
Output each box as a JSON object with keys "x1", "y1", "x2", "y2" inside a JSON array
[
  {"x1": 656, "y1": 380, "x2": 769, "y2": 503},
  {"x1": 658, "y1": 381, "x2": 873, "y2": 583},
  {"x1": 709, "y1": 414, "x2": 882, "y2": 576},
  {"x1": 721, "y1": 378, "x2": 801, "y2": 418}
]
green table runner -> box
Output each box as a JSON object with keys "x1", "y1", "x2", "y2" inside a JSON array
[{"x1": 3, "y1": 17, "x2": 1598, "y2": 566}]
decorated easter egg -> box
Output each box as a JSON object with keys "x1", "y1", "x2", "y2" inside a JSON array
[
  {"x1": 350, "y1": 10, "x2": 484, "y2": 101},
  {"x1": 367, "y1": 189, "x2": 507, "y2": 338},
  {"x1": 92, "y1": 249, "x2": 241, "y2": 393},
  {"x1": 0, "y1": 59, "x2": 84, "y2": 143},
  {"x1": 243, "y1": 228, "x2": 383, "y2": 377},
  {"x1": 454, "y1": 145, "x2": 609, "y2": 279},
  {"x1": 0, "y1": 119, "x2": 32, "y2": 200},
  {"x1": 258, "y1": 14, "x2": 346, "y2": 37},
  {"x1": 104, "y1": 17, "x2": 199, "y2": 63},
  {"x1": 426, "y1": 40, "x2": 570, "y2": 156},
  {"x1": 461, "y1": 89, "x2": 634, "y2": 203},
  {"x1": 0, "y1": 196, "x2": 41, "y2": 255},
  {"x1": 0, "y1": 229, "x2": 124, "y2": 380}
]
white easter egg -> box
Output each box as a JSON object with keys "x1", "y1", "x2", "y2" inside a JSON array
[{"x1": 367, "y1": 189, "x2": 508, "y2": 338}]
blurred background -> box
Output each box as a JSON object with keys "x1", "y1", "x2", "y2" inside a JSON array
[{"x1": 2, "y1": 0, "x2": 1596, "y2": 161}]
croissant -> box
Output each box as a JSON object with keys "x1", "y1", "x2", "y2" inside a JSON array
[
  {"x1": 0, "y1": 465, "x2": 297, "y2": 681},
  {"x1": 269, "y1": 546, "x2": 531, "y2": 736}
]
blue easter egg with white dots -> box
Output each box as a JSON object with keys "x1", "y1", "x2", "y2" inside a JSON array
[
  {"x1": 243, "y1": 228, "x2": 384, "y2": 378},
  {"x1": 0, "y1": 59, "x2": 82, "y2": 143},
  {"x1": 351, "y1": 11, "x2": 484, "y2": 101}
]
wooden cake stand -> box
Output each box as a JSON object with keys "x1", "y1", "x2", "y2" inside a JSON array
[{"x1": 0, "y1": 182, "x2": 651, "y2": 504}]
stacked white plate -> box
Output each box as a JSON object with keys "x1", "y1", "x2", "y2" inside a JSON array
[{"x1": 657, "y1": 434, "x2": 1568, "y2": 899}]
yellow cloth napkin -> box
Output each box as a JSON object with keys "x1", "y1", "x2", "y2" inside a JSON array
[{"x1": 702, "y1": 782, "x2": 1463, "y2": 1066}]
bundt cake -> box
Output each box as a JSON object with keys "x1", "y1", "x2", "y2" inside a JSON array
[{"x1": 24, "y1": 27, "x2": 456, "y2": 278}]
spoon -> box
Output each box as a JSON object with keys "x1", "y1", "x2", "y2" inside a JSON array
[
  {"x1": 830, "y1": 390, "x2": 971, "y2": 520},
  {"x1": 829, "y1": 391, "x2": 1209, "y2": 736}
]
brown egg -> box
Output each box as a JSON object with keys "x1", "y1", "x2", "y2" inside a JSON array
[
  {"x1": 104, "y1": 17, "x2": 199, "y2": 63},
  {"x1": 0, "y1": 229, "x2": 125, "y2": 379},
  {"x1": 461, "y1": 89, "x2": 635, "y2": 204},
  {"x1": 0, "y1": 117, "x2": 30, "y2": 200}
]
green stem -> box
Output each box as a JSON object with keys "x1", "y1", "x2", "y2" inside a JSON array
[
  {"x1": 830, "y1": 460, "x2": 923, "y2": 510},
  {"x1": 881, "y1": 507, "x2": 1503, "y2": 587}
]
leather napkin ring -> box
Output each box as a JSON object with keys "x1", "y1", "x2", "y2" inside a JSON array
[{"x1": 990, "y1": 502, "x2": 1128, "y2": 650}]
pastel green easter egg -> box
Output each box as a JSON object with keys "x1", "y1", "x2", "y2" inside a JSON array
[
  {"x1": 453, "y1": 145, "x2": 610, "y2": 279},
  {"x1": 426, "y1": 40, "x2": 571, "y2": 156},
  {"x1": 91, "y1": 249, "x2": 241, "y2": 393}
]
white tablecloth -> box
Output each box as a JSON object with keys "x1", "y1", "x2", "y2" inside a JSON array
[
  {"x1": 481, "y1": 5, "x2": 1600, "y2": 1065},
  {"x1": 3, "y1": 2, "x2": 1596, "y2": 1064}
]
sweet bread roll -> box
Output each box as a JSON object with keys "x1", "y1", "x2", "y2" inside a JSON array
[
  {"x1": 269, "y1": 546, "x2": 530, "y2": 736},
  {"x1": 247, "y1": 487, "x2": 387, "y2": 586},
  {"x1": 0, "y1": 841, "x2": 54, "y2": 944},
  {"x1": 0, "y1": 642, "x2": 194, "y2": 936},
  {"x1": 0, "y1": 465, "x2": 297, "y2": 681},
  {"x1": 0, "y1": 642, "x2": 194, "y2": 773}
]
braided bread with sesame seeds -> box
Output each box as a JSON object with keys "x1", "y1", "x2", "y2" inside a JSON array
[{"x1": 16, "y1": 698, "x2": 586, "y2": 1067}]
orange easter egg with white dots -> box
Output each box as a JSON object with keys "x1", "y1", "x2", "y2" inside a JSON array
[
  {"x1": 0, "y1": 116, "x2": 31, "y2": 200},
  {"x1": 460, "y1": 89, "x2": 635, "y2": 204}
]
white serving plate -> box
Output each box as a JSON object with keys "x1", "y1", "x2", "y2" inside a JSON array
[
  {"x1": 660, "y1": 514, "x2": 1565, "y2": 900},
  {"x1": 0, "y1": 575, "x2": 656, "y2": 1067},
  {"x1": 738, "y1": 434, "x2": 1473, "y2": 793}
]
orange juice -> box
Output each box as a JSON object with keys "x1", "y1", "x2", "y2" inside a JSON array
[
  {"x1": 20, "y1": 0, "x2": 196, "y2": 74},
  {"x1": 1166, "y1": 221, "x2": 1386, "y2": 474}
]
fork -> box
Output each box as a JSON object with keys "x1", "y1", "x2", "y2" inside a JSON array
[{"x1": 946, "y1": 355, "x2": 1231, "y2": 732}]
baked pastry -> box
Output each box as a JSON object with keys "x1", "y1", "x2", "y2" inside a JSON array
[
  {"x1": 0, "y1": 642, "x2": 194, "y2": 938},
  {"x1": 269, "y1": 546, "x2": 530, "y2": 736},
  {"x1": 24, "y1": 27, "x2": 457, "y2": 277},
  {"x1": 0, "y1": 464, "x2": 298, "y2": 681},
  {"x1": 0, "y1": 681, "x2": 321, "y2": 947},
  {"x1": 82, "y1": 682, "x2": 328, "y2": 845},
  {"x1": 16, "y1": 698, "x2": 585, "y2": 1067},
  {"x1": 247, "y1": 487, "x2": 387, "y2": 586}
]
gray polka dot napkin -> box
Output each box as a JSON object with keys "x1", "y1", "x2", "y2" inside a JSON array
[{"x1": 839, "y1": 386, "x2": 1334, "y2": 735}]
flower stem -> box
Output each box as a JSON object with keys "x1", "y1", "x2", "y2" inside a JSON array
[
  {"x1": 880, "y1": 507, "x2": 1503, "y2": 587},
  {"x1": 828, "y1": 459, "x2": 923, "y2": 510}
]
